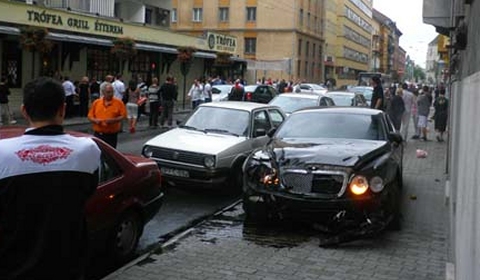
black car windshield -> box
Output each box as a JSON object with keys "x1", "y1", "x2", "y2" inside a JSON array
[
  {"x1": 329, "y1": 94, "x2": 354, "y2": 106},
  {"x1": 276, "y1": 112, "x2": 386, "y2": 140},
  {"x1": 269, "y1": 95, "x2": 318, "y2": 113},
  {"x1": 184, "y1": 106, "x2": 250, "y2": 136}
]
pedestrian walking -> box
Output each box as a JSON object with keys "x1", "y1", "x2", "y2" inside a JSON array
[
  {"x1": 433, "y1": 90, "x2": 449, "y2": 142},
  {"x1": 370, "y1": 76, "x2": 384, "y2": 110},
  {"x1": 388, "y1": 88, "x2": 405, "y2": 131},
  {"x1": 78, "y1": 76, "x2": 90, "y2": 117},
  {"x1": 88, "y1": 82, "x2": 127, "y2": 148},
  {"x1": 0, "y1": 77, "x2": 101, "y2": 280},
  {"x1": 187, "y1": 79, "x2": 204, "y2": 109},
  {"x1": 400, "y1": 83, "x2": 414, "y2": 140},
  {"x1": 160, "y1": 75, "x2": 178, "y2": 128},
  {"x1": 126, "y1": 80, "x2": 140, "y2": 133},
  {"x1": 410, "y1": 89, "x2": 420, "y2": 139},
  {"x1": 147, "y1": 77, "x2": 161, "y2": 128},
  {"x1": 203, "y1": 78, "x2": 213, "y2": 103},
  {"x1": 90, "y1": 76, "x2": 100, "y2": 102},
  {"x1": 0, "y1": 76, "x2": 16, "y2": 124},
  {"x1": 417, "y1": 86, "x2": 432, "y2": 141},
  {"x1": 62, "y1": 76, "x2": 76, "y2": 118}
]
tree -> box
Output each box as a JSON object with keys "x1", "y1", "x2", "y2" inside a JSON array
[{"x1": 413, "y1": 65, "x2": 426, "y2": 83}]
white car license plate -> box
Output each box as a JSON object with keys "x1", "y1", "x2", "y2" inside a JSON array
[{"x1": 161, "y1": 167, "x2": 190, "y2": 178}]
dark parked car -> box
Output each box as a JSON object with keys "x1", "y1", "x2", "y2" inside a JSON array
[
  {"x1": 243, "y1": 107, "x2": 403, "y2": 241},
  {"x1": 229, "y1": 85, "x2": 278, "y2": 104},
  {"x1": 0, "y1": 127, "x2": 164, "y2": 263}
]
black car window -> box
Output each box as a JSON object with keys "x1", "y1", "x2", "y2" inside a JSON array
[
  {"x1": 268, "y1": 109, "x2": 284, "y2": 128},
  {"x1": 276, "y1": 112, "x2": 387, "y2": 140},
  {"x1": 253, "y1": 110, "x2": 272, "y2": 136}
]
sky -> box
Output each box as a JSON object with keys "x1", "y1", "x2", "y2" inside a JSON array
[{"x1": 372, "y1": 0, "x2": 438, "y2": 68}]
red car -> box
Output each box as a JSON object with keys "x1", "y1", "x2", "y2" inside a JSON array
[{"x1": 0, "y1": 127, "x2": 164, "y2": 263}]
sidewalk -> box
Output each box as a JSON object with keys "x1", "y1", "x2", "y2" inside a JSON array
[
  {"x1": 102, "y1": 115, "x2": 450, "y2": 280},
  {"x1": 7, "y1": 103, "x2": 192, "y2": 128}
]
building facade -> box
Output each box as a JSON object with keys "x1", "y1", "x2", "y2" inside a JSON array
[
  {"x1": 372, "y1": 9, "x2": 403, "y2": 82},
  {"x1": 425, "y1": 35, "x2": 439, "y2": 84},
  {"x1": 171, "y1": 0, "x2": 325, "y2": 84},
  {"x1": 423, "y1": 0, "x2": 480, "y2": 279},
  {"x1": 331, "y1": 0, "x2": 373, "y2": 87},
  {"x1": 1, "y1": 0, "x2": 235, "y2": 110}
]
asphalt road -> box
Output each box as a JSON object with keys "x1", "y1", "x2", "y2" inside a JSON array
[{"x1": 67, "y1": 120, "x2": 240, "y2": 280}]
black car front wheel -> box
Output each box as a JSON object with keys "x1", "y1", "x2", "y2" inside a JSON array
[
  {"x1": 243, "y1": 194, "x2": 270, "y2": 223},
  {"x1": 109, "y1": 210, "x2": 143, "y2": 263}
]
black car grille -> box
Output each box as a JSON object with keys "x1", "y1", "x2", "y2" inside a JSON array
[
  {"x1": 151, "y1": 148, "x2": 205, "y2": 166},
  {"x1": 282, "y1": 170, "x2": 347, "y2": 197}
]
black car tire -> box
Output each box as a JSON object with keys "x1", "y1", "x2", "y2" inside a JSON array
[
  {"x1": 227, "y1": 163, "x2": 244, "y2": 194},
  {"x1": 243, "y1": 195, "x2": 269, "y2": 223},
  {"x1": 109, "y1": 210, "x2": 143, "y2": 264},
  {"x1": 387, "y1": 178, "x2": 402, "y2": 231}
]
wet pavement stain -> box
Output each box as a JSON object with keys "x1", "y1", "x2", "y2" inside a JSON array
[{"x1": 136, "y1": 256, "x2": 156, "y2": 266}]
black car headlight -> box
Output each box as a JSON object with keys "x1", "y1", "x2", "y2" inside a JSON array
[
  {"x1": 260, "y1": 167, "x2": 279, "y2": 186},
  {"x1": 369, "y1": 176, "x2": 384, "y2": 193},
  {"x1": 142, "y1": 146, "x2": 154, "y2": 158},
  {"x1": 349, "y1": 175, "x2": 369, "y2": 195},
  {"x1": 204, "y1": 155, "x2": 215, "y2": 168}
]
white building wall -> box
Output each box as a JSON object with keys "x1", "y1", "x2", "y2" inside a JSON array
[{"x1": 117, "y1": 0, "x2": 145, "y2": 23}]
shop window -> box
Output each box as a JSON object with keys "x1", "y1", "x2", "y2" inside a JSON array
[
  {"x1": 87, "y1": 47, "x2": 120, "y2": 81},
  {"x1": 145, "y1": 8, "x2": 153, "y2": 24},
  {"x1": 2, "y1": 41, "x2": 22, "y2": 88}
]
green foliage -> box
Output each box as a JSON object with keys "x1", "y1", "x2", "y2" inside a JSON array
[
  {"x1": 111, "y1": 37, "x2": 137, "y2": 60},
  {"x1": 19, "y1": 26, "x2": 52, "y2": 53}
]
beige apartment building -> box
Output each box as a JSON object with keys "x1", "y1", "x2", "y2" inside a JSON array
[{"x1": 171, "y1": 0, "x2": 325, "y2": 83}]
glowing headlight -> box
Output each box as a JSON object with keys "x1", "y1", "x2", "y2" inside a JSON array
[
  {"x1": 261, "y1": 168, "x2": 279, "y2": 186},
  {"x1": 349, "y1": 175, "x2": 369, "y2": 195},
  {"x1": 204, "y1": 156, "x2": 215, "y2": 168},
  {"x1": 143, "y1": 146, "x2": 153, "y2": 158},
  {"x1": 369, "y1": 176, "x2": 384, "y2": 193}
]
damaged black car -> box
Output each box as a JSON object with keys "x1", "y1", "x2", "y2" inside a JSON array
[{"x1": 242, "y1": 107, "x2": 404, "y2": 244}]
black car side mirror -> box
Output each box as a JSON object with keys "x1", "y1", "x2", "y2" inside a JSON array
[
  {"x1": 388, "y1": 132, "x2": 403, "y2": 143},
  {"x1": 267, "y1": 128, "x2": 277, "y2": 138}
]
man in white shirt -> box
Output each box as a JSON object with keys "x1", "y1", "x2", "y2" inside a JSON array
[
  {"x1": 203, "y1": 78, "x2": 213, "y2": 103},
  {"x1": 112, "y1": 74, "x2": 126, "y2": 101},
  {"x1": 400, "y1": 83, "x2": 414, "y2": 141},
  {"x1": 62, "y1": 76, "x2": 76, "y2": 118}
]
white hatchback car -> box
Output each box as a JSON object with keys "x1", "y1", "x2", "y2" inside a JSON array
[{"x1": 142, "y1": 102, "x2": 286, "y2": 191}]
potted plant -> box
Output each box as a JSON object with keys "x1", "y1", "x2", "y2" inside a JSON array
[
  {"x1": 19, "y1": 26, "x2": 53, "y2": 78},
  {"x1": 111, "y1": 36, "x2": 137, "y2": 60},
  {"x1": 177, "y1": 46, "x2": 197, "y2": 64},
  {"x1": 215, "y1": 52, "x2": 232, "y2": 65}
]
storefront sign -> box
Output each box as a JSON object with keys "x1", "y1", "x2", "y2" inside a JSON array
[
  {"x1": 207, "y1": 32, "x2": 237, "y2": 53},
  {"x1": 26, "y1": 10, "x2": 123, "y2": 35}
]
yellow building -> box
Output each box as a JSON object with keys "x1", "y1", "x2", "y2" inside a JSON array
[
  {"x1": 328, "y1": 0, "x2": 373, "y2": 87},
  {"x1": 171, "y1": 0, "x2": 325, "y2": 83}
]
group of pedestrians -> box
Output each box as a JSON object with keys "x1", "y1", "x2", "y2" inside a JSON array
[{"x1": 370, "y1": 77, "x2": 449, "y2": 142}]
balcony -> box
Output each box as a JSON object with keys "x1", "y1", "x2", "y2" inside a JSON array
[{"x1": 44, "y1": 0, "x2": 115, "y2": 17}]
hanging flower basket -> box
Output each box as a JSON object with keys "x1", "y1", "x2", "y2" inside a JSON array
[
  {"x1": 215, "y1": 52, "x2": 232, "y2": 65},
  {"x1": 19, "y1": 26, "x2": 52, "y2": 53},
  {"x1": 177, "y1": 46, "x2": 197, "y2": 64},
  {"x1": 111, "y1": 37, "x2": 137, "y2": 60}
]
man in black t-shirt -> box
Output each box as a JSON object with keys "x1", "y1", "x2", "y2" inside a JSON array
[{"x1": 370, "y1": 76, "x2": 384, "y2": 110}]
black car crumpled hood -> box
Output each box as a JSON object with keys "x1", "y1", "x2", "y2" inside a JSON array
[{"x1": 267, "y1": 138, "x2": 388, "y2": 168}]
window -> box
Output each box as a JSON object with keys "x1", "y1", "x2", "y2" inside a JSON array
[
  {"x1": 268, "y1": 109, "x2": 285, "y2": 128},
  {"x1": 244, "y1": 38, "x2": 256, "y2": 54},
  {"x1": 219, "y1": 7, "x2": 229, "y2": 22},
  {"x1": 171, "y1": 8, "x2": 177, "y2": 22},
  {"x1": 96, "y1": 147, "x2": 122, "y2": 184},
  {"x1": 299, "y1": 9, "x2": 303, "y2": 26},
  {"x1": 304, "y1": 61, "x2": 308, "y2": 77},
  {"x1": 2, "y1": 41, "x2": 22, "y2": 88},
  {"x1": 192, "y1": 8, "x2": 203, "y2": 22},
  {"x1": 306, "y1": 41, "x2": 310, "y2": 58},
  {"x1": 307, "y1": 12, "x2": 311, "y2": 28},
  {"x1": 145, "y1": 8, "x2": 153, "y2": 24},
  {"x1": 246, "y1": 7, "x2": 256, "y2": 21},
  {"x1": 253, "y1": 110, "x2": 272, "y2": 137},
  {"x1": 298, "y1": 39, "x2": 302, "y2": 56},
  {"x1": 313, "y1": 43, "x2": 316, "y2": 58}
]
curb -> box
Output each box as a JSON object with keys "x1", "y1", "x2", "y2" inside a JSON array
[{"x1": 101, "y1": 198, "x2": 242, "y2": 280}]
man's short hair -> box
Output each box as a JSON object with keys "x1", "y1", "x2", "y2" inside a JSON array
[
  {"x1": 371, "y1": 76, "x2": 381, "y2": 85},
  {"x1": 23, "y1": 77, "x2": 65, "y2": 122},
  {"x1": 402, "y1": 83, "x2": 409, "y2": 89}
]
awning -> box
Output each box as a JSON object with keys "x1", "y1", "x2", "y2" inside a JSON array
[
  {"x1": 194, "y1": 51, "x2": 216, "y2": 59},
  {"x1": 48, "y1": 32, "x2": 112, "y2": 46},
  {"x1": 0, "y1": 26, "x2": 19, "y2": 35}
]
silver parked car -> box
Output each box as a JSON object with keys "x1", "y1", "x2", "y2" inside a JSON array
[
  {"x1": 142, "y1": 101, "x2": 286, "y2": 191},
  {"x1": 269, "y1": 92, "x2": 335, "y2": 115}
]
